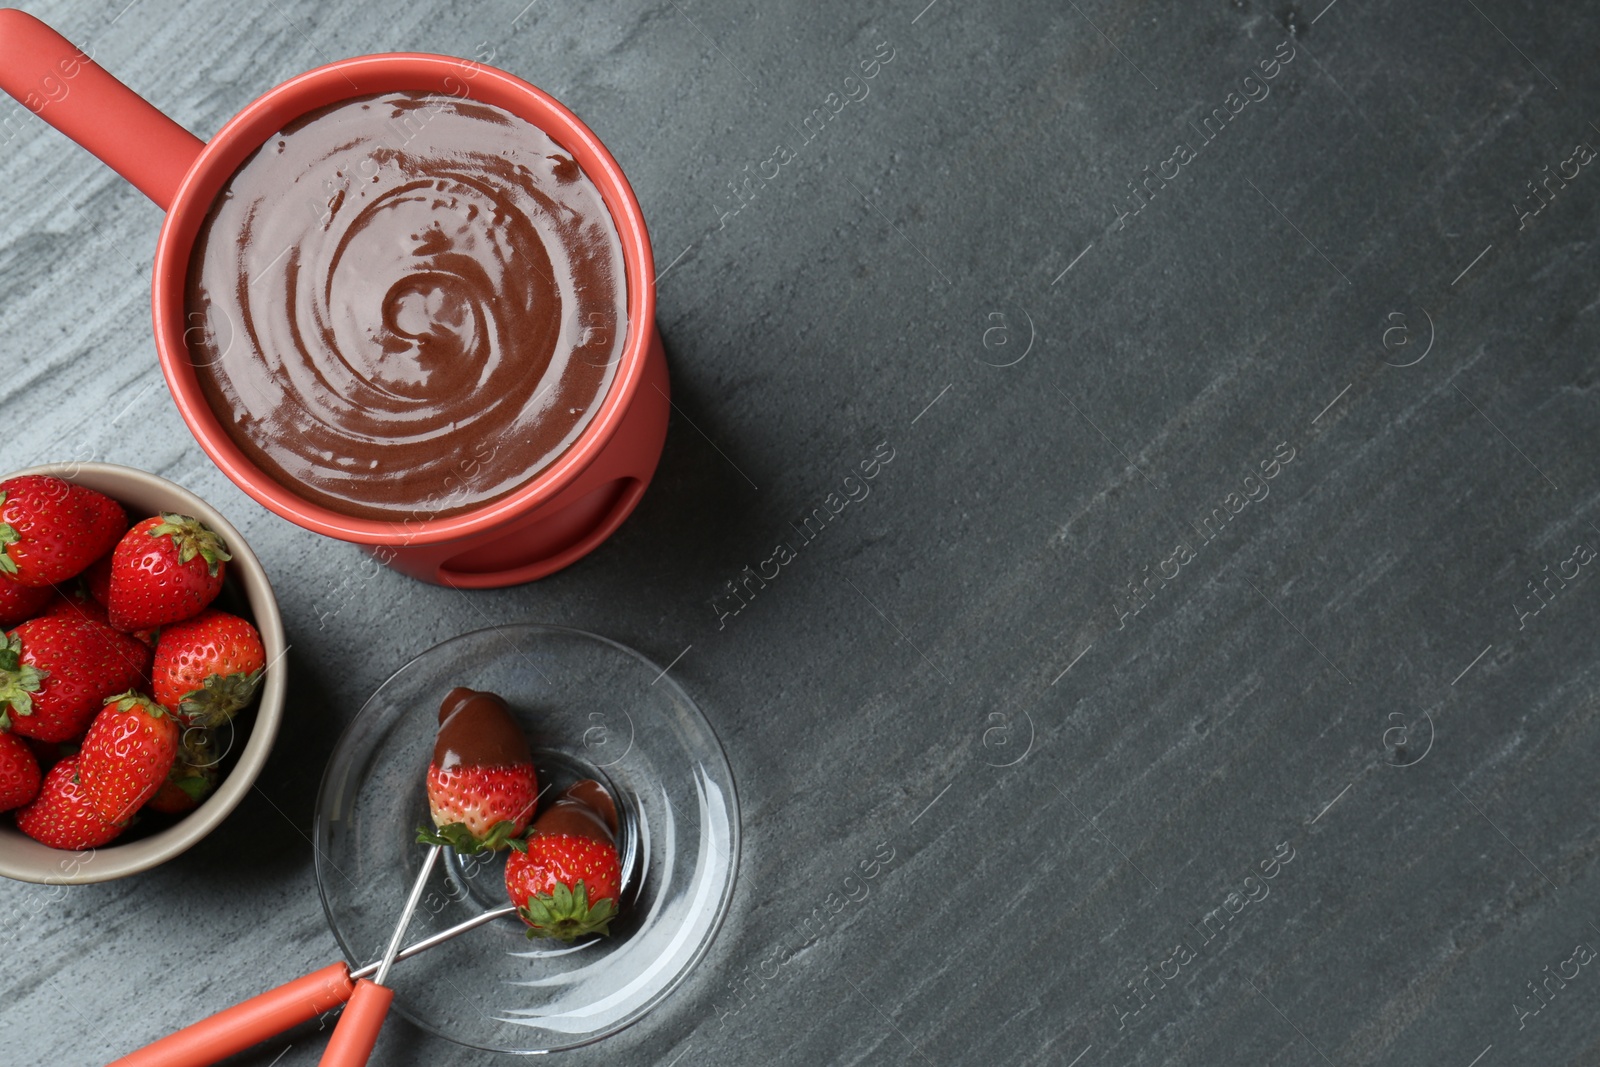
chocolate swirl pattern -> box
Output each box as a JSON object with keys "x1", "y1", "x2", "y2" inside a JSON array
[{"x1": 186, "y1": 92, "x2": 626, "y2": 521}]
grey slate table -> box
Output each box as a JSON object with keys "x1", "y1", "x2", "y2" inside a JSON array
[{"x1": 1, "y1": 0, "x2": 1598, "y2": 1063}]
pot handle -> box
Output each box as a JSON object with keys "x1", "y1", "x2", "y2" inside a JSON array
[{"x1": 0, "y1": 8, "x2": 203, "y2": 209}]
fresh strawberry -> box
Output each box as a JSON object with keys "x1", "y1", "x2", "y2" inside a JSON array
[
  {"x1": 105, "y1": 514, "x2": 231, "y2": 632},
  {"x1": 417, "y1": 687, "x2": 537, "y2": 853},
  {"x1": 15, "y1": 755, "x2": 123, "y2": 849},
  {"x1": 84, "y1": 551, "x2": 112, "y2": 605},
  {"x1": 0, "y1": 476, "x2": 125, "y2": 587},
  {"x1": 78, "y1": 691, "x2": 178, "y2": 823},
  {"x1": 69, "y1": 558, "x2": 156, "y2": 642},
  {"x1": 41, "y1": 580, "x2": 110, "y2": 627},
  {"x1": 144, "y1": 728, "x2": 220, "y2": 815},
  {"x1": 0, "y1": 730, "x2": 42, "y2": 811},
  {"x1": 0, "y1": 574, "x2": 52, "y2": 629},
  {"x1": 504, "y1": 780, "x2": 622, "y2": 942},
  {"x1": 152, "y1": 610, "x2": 265, "y2": 727},
  {"x1": 22, "y1": 735, "x2": 75, "y2": 772},
  {"x1": 0, "y1": 617, "x2": 152, "y2": 741}
]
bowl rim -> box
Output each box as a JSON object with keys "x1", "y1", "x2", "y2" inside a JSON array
[{"x1": 0, "y1": 462, "x2": 287, "y2": 885}]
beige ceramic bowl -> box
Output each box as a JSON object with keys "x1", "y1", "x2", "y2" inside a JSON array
[{"x1": 0, "y1": 462, "x2": 286, "y2": 884}]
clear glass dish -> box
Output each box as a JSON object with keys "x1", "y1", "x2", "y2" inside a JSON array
[{"x1": 313, "y1": 624, "x2": 739, "y2": 1053}]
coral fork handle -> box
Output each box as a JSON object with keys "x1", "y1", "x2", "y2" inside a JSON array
[
  {"x1": 315, "y1": 980, "x2": 395, "y2": 1067},
  {"x1": 106, "y1": 962, "x2": 355, "y2": 1067},
  {"x1": 0, "y1": 8, "x2": 203, "y2": 208},
  {"x1": 314, "y1": 844, "x2": 438, "y2": 1066}
]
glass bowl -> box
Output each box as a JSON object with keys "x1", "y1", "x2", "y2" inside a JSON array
[{"x1": 314, "y1": 624, "x2": 739, "y2": 1053}]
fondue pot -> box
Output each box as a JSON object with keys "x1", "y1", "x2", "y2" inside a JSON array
[{"x1": 0, "y1": 9, "x2": 669, "y2": 588}]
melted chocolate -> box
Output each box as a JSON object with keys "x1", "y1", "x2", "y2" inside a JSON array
[
  {"x1": 185, "y1": 91, "x2": 627, "y2": 520},
  {"x1": 433, "y1": 686, "x2": 531, "y2": 770},
  {"x1": 533, "y1": 779, "x2": 617, "y2": 845}
]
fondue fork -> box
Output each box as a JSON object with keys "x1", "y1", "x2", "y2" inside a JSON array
[
  {"x1": 315, "y1": 843, "x2": 441, "y2": 1066},
  {"x1": 107, "y1": 870, "x2": 515, "y2": 1067}
]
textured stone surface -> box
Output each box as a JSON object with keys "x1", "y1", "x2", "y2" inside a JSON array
[{"x1": 1, "y1": 0, "x2": 1597, "y2": 1063}]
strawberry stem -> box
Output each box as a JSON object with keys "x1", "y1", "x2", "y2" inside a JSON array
[
  {"x1": 176, "y1": 668, "x2": 263, "y2": 727},
  {"x1": 416, "y1": 818, "x2": 522, "y2": 854},
  {"x1": 150, "y1": 514, "x2": 232, "y2": 578},
  {"x1": 103, "y1": 690, "x2": 171, "y2": 718},
  {"x1": 518, "y1": 879, "x2": 617, "y2": 942},
  {"x1": 0, "y1": 515, "x2": 18, "y2": 575}
]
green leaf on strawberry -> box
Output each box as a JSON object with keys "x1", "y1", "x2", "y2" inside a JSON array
[
  {"x1": 173, "y1": 774, "x2": 212, "y2": 802},
  {"x1": 144, "y1": 727, "x2": 222, "y2": 815},
  {"x1": 0, "y1": 511, "x2": 19, "y2": 575},
  {"x1": 417, "y1": 817, "x2": 524, "y2": 855},
  {"x1": 151, "y1": 513, "x2": 231, "y2": 575},
  {"x1": 0, "y1": 634, "x2": 46, "y2": 731},
  {"x1": 504, "y1": 802, "x2": 622, "y2": 943},
  {"x1": 515, "y1": 879, "x2": 617, "y2": 942},
  {"x1": 175, "y1": 668, "x2": 262, "y2": 727},
  {"x1": 152, "y1": 609, "x2": 265, "y2": 726}
]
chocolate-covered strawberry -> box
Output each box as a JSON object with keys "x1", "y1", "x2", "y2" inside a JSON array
[
  {"x1": 416, "y1": 687, "x2": 537, "y2": 854},
  {"x1": 505, "y1": 780, "x2": 622, "y2": 942}
]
